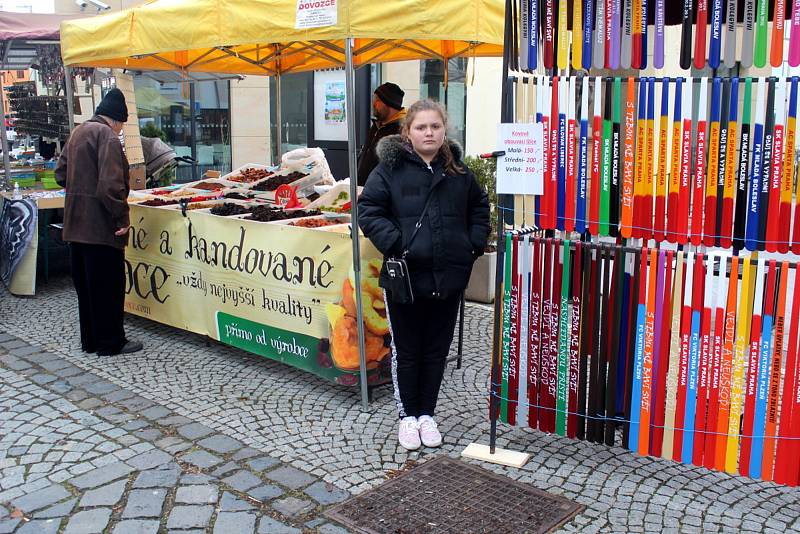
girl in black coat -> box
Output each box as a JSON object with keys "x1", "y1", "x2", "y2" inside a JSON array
[{"x1": 358, "y1": 100, "x2": 490, "y2": 450}]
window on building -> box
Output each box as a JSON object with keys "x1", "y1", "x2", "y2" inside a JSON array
[
  {"x1": 419, "y1": 58, "x2": 468, "y2": 149},
  {"x1": 269, "y1": 71, "x2": 311, "y2": 160},
  {"x1": 134, "y1": 77, "x2": 231, "y2": 182},
  {"x1": 195, "y1": 81, "x2": 232, "y2": 176}
]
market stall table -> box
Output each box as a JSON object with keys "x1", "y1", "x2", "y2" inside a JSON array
[{"x1": 123, "y1": 165, "x2": 389, "y2": 386}]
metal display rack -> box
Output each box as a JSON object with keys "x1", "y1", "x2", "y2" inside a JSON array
[{"x1": 7, "y1": 82, "x2": 70, "y2": 141}]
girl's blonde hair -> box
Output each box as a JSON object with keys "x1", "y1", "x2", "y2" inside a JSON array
[{"x1": 401, "y1": 99, "x2": 465, "y2": 175}]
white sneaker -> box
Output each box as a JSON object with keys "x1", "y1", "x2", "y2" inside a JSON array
[
  {"x1": 418, "y1": 415, "x2": 442, "y2": 447},
  {"x1": 398, "y1": 416, "x2": 421, "y2": 450}
]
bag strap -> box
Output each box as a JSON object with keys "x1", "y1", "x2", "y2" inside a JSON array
[{"x1": 401, "y1": 186, "x2": 436, "y2": 258}]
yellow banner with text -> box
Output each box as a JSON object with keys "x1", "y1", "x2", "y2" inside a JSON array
[{"x1": 123, "y1": 205, "x2": 390, "y2": 385}]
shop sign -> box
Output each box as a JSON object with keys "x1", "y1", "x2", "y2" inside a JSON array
[{"x1": 296, "y1": 0, "x2": 337, "y2": 29}]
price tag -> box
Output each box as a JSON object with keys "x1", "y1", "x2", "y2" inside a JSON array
[
  {"x1": 275, "y1": 184, "x2": 301, "y2": 208},
  {"x1": 496, "y1": 122, "x2": 544, "y2": 195}
]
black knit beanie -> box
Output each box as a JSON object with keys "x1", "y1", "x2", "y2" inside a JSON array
[
  {"x1": 374, "y1": 82, "x2": 404, "y2": 110},
  {"x1": 96, "y1": 88, "x2": 128, "y2": 123}
]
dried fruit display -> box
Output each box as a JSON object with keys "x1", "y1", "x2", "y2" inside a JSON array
[
  {"x1": 317, "y1": 191, "x2": 352, "y2": 213},
  {"x1": 228, "y1": 167, "x2": 273, "y2": 183},
  {"x1": 290, "y1": 217, "x2": 348, "y2": 228},
  {"x1": 210, "y1": 203, "x2": 251, "y2": 216},
  {"x1": 243, "y1": 207, "x2": 321, "y2": 222},
  {"x1": 139, "y1": 198, "x2": 179, "y2": 207},
  {"x1": 192, "y1": 181, "x2": 226, "y2": 191},
  {"x1": 148, "y1": 189, "x2": 204, "y2": 199},
  {"x1": 223, "y1": 192, "x2": 251, "y2": 200},
  {"x1": 318, "y1": 204, "x2": 351, "y2": 214},
  {"x1": 184, "y1": 202, "x2": 217, "y2": 210},
  {"x1": 251, "y1": 171, "x2": 308, "y2": 192},
  {"x1": 186, "y1": 195, "x2": 218, "y2": 203}
]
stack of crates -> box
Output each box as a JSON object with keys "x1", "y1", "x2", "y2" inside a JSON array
[{"x1": 13, "y1": 169, "x2": 36, "y2": 188}]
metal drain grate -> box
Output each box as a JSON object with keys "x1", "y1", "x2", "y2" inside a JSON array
[{"x1": 325, "y1": 456, "x2": 584, "y2": 534}]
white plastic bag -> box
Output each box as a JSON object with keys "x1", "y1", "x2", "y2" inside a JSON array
[{"x1": 281, "y1": 147, "x2": 335, "y2": 184}]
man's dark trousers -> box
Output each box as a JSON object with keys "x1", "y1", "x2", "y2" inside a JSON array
[{"x1": 70, "y1": 242, "x2": 126, "y2": 355}]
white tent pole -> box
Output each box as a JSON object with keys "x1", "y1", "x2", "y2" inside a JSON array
[
  {"x1": 275, "y1": 72, "x2": 282, "y2": 160},
  {"x1": 346, "y1": 37, "x2": 370, "y2": 411}
]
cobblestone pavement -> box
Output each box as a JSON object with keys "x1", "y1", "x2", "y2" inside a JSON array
[{"x1": 1, "y1": 275, "x2": 800, "y2": 533}]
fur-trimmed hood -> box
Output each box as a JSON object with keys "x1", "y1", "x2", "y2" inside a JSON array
[{"x1": 375, "y1": 134, "x2": 464, "y2": 170}]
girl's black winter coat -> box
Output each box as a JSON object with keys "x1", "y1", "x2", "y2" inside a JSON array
[{"x1": 358, "y1": 135, "x2": 490, "y2": 299}]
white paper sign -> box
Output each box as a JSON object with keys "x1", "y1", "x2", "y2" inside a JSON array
[
  {"x1": 313, "y1": 70, "x2": 348, "y2": 141},
  {"x1": 496, "y1": 122, "x2": 543, "y2": 195},
  {"x1": 295, "y1": 0, "x2": 337, "y2": 29}
]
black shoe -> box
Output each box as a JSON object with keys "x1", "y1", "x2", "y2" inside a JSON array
[
  {"x1": 120, "y1": 340, "x2": 143, "y2": 354},
  {"x1": 97, "y1": 340, "x2": 143, "y2": 356}
]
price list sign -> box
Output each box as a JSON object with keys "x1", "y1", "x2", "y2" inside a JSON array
[{"x1": 496, "y1": 122, "x2": 544, "y2": 195}]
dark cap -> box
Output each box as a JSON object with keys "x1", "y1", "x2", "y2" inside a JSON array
[
  {"x1": 374, "y1": 82, "x2": 404, "y2": 110},
  {"x1": 96, "y1": 88, "x2": 128, "y2": 123}
]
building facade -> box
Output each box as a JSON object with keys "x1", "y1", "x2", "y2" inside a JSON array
[{"x1": 1, "y1": 69, "x2": 31, "y2": 120}]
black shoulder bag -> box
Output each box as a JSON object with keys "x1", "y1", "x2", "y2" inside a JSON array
[{"x1": 384, "y1": 189, "x2": 436, "y2": 304}]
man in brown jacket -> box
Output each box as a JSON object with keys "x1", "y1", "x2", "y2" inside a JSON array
[{"x1": 56, "y1": 88, "x2": 142, "y2": 356}]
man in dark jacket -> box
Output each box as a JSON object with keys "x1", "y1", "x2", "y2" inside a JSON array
[
  {"x1": 56, "y1": 88, "x2": 142, "y2": 356},
  {"x1": 356, "y1": 82, "x2": 406, "y2": 186}
]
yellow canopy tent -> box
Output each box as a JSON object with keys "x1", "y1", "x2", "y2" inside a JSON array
[
  {"x1": 59, "y1": 0, "x2": 506, "y2": 409},
  {"x1": 60, "y1": 0, "x2": 504, "y2": 76}
]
